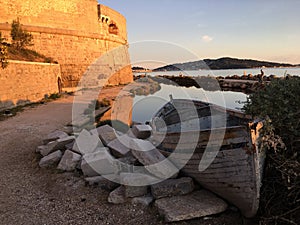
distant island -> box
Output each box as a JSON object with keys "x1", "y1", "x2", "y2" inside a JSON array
[
  {"x1": 132, "y1": 66, "x2": 152, "y2": 72},
  {"x1": 153, "y1": 57, "x2": 299, "y2": 71}
]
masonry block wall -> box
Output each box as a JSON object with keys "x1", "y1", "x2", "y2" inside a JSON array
[
  {"x1": 0, "y1": 61, "x2": 61, "y2": 110},
  {"x1": 0, "y1": 0, "x2": 133, "y2": 88}
]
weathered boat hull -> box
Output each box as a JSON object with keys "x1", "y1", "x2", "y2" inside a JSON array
[{"x1": 150, "y1": 99, "x2": 264, "y2": 218}]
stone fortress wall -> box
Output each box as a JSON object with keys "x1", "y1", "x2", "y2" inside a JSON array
[
  {"x1": 0, "y1": 0, "x2": 133, "y2": 88},
  {"x1": 0, "y1": 61, "x2": 61, "y2": 110}
]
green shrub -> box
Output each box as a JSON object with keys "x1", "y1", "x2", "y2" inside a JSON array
[
  {"x1": 44, "y1": 57, "x2": 54, "y2": 63},
  {"x1": 244, "y1": 77, "x2": 300, "y2": 152},
  {"x1": 11, "y1": 18, "x2": 33, "y2": 50},
  {"x1": 243, "y1": 77, "x2": 300, "y2": 225},
  {"x1": 0, "y1": 32, "x2": 8, "y2": 69},
  {"x1": 48, "y1": 93, "x2": 61, "y2": 100}
]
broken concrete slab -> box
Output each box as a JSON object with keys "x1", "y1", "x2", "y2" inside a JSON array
[
  {"x1": 132, "y1": 125, "x2": 152, "y2": 139},
  {"x1": 115, "y1": 155, "x2": 144, "y2": 174},
  {"x1": 108, "y1": 186, "x2": 127, "y2": 204},
  {"x1": 130, "y1": 138, "x2": 156, "y2": 153},
  {"x1": 81, "y1": 148, "x2": 116, "y2": 177},
  {"x1": 125, "y1": 129, "x2": 137, "y2": 139},
  {"x1": 151, "y1": 177, "x2": 194, "y2": 199},
  {"x1": 155, "y1": 190, "x2": 228, "y2": 222},
  {"x1": 39, "y1": 141, "x2": 58, "y2": 157},
  {"x1": 39, "y1": 150, "x2": 62, "y2": 168},
  {"x1": 42, "y1": 130, "x2": 69, "y2": 144},
  {"x1": 120, "y1": 172, "x2": 159, "y2": 187},
  {"x1": 65, "y1": 140, "x2": 75, "y2": 151},
  {"x1": 117, "y1": 155, "x2": 138, "y2": 165},
  {"x1": 130, "y1": 139, "x2": 178, "y2": 179},
  {"x1": 93, "y1": 125, "x2": 118, "y2": 146},
  {"x1": 36, "y1": 145, "x2": 47, "y2": 154},
  {"x1": 57, "y1": 150, "x2": 82, "y2": 171},
  {"x1": 61, "y1": 126, "x2": 74, "y2": 135},
  {"x1": 107, "y1": 138, "x2": 131, "y2": 158},
  {"x1": 131, "y1": 194, "x2": 154, "y2": 207},
  {"x1": 39, "y1": 136, "x2": 75, "y2": 156},
  {"x1": 72, "y1": 129, "x2": 104, "y2": 155},
  {"x1": 114, "y1": 160, "x2": 135, "y2": 174},
  {"x1": 124, "y1": 185, "x2": 148, "y2": 198},
  {"x1": 84, "y1": 176, "x2": 119, "y2": 191},
  {"x1": 54, "y1": 135, "x2": 75, "y2": 148},
  {"x1": 115, "y1": 164, "x2": 152, "y2": 175}
]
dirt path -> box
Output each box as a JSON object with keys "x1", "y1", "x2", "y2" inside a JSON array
[{"x1": 0, "y1": 92, "x2": 242, "y2": 225}]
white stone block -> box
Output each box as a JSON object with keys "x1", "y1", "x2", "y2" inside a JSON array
[
  {"x1": 81, "y1": 148, "x2": 116, "y2": 177},
  {"x1": 132, "y1": 125, "x2": 152, "y2": 139},
  {"x1": 39, "y1": 150, "x2": 62, "y2": 168},
  {"x1": 57, "y1": 150, "x2": 81, "y2": 171}
]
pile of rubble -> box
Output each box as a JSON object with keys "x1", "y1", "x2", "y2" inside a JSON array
[{"x1": 36, "y1": 124, "x2": 229, "y2": 222}]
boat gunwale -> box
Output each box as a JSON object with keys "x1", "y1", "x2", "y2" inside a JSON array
[
  {"x1": 152, "y1": 99, "x2": 252, "y2": 121},
  {"x1": 151, "y1": 124, "x2": 249, "y2": 136}
]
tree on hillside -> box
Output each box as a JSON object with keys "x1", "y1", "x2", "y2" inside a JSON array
[
  {"x1": 11, "y1": 18, "x2": 33, "y2": 50},
  {"x1": 0, "y1": 32, "x2": 8, "y2": 69}
]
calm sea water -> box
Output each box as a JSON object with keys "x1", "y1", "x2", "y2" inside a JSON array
[
  {"x1": 134, "y1": 67, "x2": 300, "y2": 77},
  {"x1": 132, "y1": 84, "x2": 247, "y2": 123}
]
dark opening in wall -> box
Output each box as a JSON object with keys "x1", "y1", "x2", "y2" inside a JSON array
[
  {"x1": 109, "y1": 23, "x2": 118, "y2": 35},
  {"x1": 58, "y1": 77, "x2": 62, "y2": 93},
  {"x1": 97, "y1": 5, "x2": 101, "y2": 19},
  {"x1": 100, "y1": 15, "x2": 109, "y2": 23}
]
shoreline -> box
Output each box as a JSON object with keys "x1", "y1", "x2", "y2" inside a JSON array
[
  {"x1": 134, "y1": 74, "x2": 296, "y2": 94},
  {"x1": 134, "y1": 67, "x2": 300, "y2": 78}
]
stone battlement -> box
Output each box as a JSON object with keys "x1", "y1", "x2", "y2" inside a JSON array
[{"x1": 0, "y1": 0, "x2": 133, "y2": 88}]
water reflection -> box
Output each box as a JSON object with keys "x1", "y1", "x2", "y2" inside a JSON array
[
  {"x1": 132, "y1": 84, "x2": 247, "y2": 123},
  {"x1": 98, "y1": 83, "x2": 248, "y2": 125}
]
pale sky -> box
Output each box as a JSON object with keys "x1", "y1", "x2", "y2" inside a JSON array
[{"x1": 99, "y1": 0, "x2": 300, "y2": 68}]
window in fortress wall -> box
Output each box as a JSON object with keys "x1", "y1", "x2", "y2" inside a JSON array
[
  {"x1": 108, "y1": 23, "x2": 118, "y2": 35},
  {"x1": 100, "y1": 16, "x2": 110, "y2": 23}
]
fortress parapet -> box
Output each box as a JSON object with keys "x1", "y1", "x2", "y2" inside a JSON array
[{"x1": 0, "y1": 0, "x2": 133, "y2": 88}]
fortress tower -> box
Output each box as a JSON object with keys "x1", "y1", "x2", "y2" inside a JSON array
[{"x1": 0, "y1": 0, "x2": 133, "y2": 88}]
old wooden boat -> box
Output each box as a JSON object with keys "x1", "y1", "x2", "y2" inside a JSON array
[{"x1": 149, "y1": 98, "x2": 264, "y2": 218}]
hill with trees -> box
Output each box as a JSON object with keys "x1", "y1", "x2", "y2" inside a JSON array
[{"x1": 153, "y1": 57, "x2": 297, "y2": 71}]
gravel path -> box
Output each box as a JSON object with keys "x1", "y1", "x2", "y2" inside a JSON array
[{"x1": 0, "y1": 94, "x2": 242, "y2": 225}]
